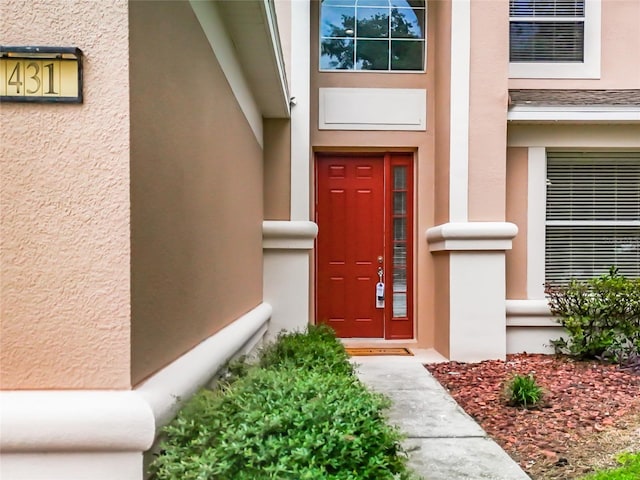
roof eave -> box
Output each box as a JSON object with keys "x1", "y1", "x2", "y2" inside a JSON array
[{"x1": 218, "y1": 0, "x2": 290, "y2": 119}]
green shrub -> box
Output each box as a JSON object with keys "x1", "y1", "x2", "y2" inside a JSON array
[
  {"x1": 546, "y1": 267, "x2": 640, "y2": 362},
  {"x1": 503, "y1": 373, "x2": 545, "y2": 409},
  {"x1": 257, "y1": 324, "x2": 354, "y2": 376},
  {"x1": 580, "y1": 452, "x2": 640, "y2": 480},
  {"x1": 150, "y1": 326, "x2": 418, "y2": 480}
]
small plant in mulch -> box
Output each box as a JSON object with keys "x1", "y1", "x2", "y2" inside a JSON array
[
  {"x1": 502, "y1": 373, "x2": 546, "y2": 409},
  {"x1": 546, "y1": 266, "x2": 640, "y2": 371}
]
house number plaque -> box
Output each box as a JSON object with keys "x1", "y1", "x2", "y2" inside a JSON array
[{"x1": 0, "y1": 46, "x2": 83, "y2": 103}]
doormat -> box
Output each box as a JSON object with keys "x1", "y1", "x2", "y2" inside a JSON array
[{"x1": 345, "y1": 347, "x2": 413, "y2": 356}]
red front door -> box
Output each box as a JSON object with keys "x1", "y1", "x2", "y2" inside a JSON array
[{"x1": 315, "y1": 154, "x2": 414, "y2": 339}]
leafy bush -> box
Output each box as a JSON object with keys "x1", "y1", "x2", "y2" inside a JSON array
[
  {"x1": 150, "y1": 325, "x2": 418, "y2": 480},
  {"x1": 503, "y1": 373, "x2": 545, "y2": 409},
  {"x1": 546, "y1": 267, "x2": 640, "y2": 362},
  {"x1": 580, "y1": 452, "x2": 640, "y2": 480},
  {"x1": 258, "y1": 324, "x2": 354, "y2": 376}
]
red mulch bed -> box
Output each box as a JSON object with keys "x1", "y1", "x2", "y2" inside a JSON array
[{"x1": 425, "y1": 354, "x2": 640, "y2": 479}]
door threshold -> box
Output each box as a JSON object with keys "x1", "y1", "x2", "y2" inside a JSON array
[{"x1": 340, "y1": 338, "x2": 417, "y2": 347}]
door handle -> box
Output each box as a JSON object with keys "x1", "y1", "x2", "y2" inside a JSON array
[{"x1": 377, "y1": 266, "x2": 384, "y2": 282}]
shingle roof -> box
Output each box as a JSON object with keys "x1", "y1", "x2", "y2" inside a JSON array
[{"x1": 508, "y1": 89, "x2": 640, "y2": 107}]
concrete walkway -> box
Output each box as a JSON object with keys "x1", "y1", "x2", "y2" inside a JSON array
[{"x1": 352, "y1": 351, "x2": 531, "y2": 480}]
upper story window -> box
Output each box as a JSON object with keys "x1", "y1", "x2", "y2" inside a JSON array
[
  {"x1": 509, "y1": 0, "x2": 601, "y2": 78},
  {"x1": 319, "y1": 0, "x2": 426, "y2": 72}
]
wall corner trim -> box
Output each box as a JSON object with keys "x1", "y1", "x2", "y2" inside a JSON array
[
  {"x1": 426, "y1": 222, "x2": 518, "y2": 251},
  {"x1": 263, "y1": 220, "x2": 318, "y2": 249},
  {"x1": 506, "y1": 299, "x2": 556, "y2": 327},
  {"x1": 0, "y1": 302, "x2": 272, "y2": 454}
]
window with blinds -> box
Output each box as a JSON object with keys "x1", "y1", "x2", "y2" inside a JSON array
[
  {"x1": 545, "y1": 152, "x2": 640, "y2": 284},
  {"x1": 510, "y1": 0, "x2": 585, "y2": 62}
]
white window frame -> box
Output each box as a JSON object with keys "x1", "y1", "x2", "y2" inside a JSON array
[
  {"x1": 509, "y1": 0, "x2": 601, "y2": 79},
  {"x1": 527, "y1": 147, "x2": 640, "y2": 293}
]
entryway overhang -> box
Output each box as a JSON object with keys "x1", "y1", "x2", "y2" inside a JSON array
[
  {"x1": 507, "y1": 89, "x2": 640, "y2": 123},
  {"x1": 211, "y1": 0, "x2": 291, "y2": 119}
]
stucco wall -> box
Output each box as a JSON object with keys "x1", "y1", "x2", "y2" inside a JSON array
[
  {"x1": 468, "y1": 0, "x2": 509, "y2": 221},
  {"x1": 505, "y1": 147, "x2": 528, "y2": 300},
  {"x1": 129, "y1": 1, "x2": 264, "y2": 385},
  {"x1": 509, "y1": 0, "x2": 640, "y2": 88},
  {"x1": 0, "y1": 0, "x2": 131, "y2": 389},
  {"x1": 264, "y1": 119, "x2": 292, "y2": 220}
]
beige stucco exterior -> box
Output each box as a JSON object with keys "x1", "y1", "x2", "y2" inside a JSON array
[
  {"x1": 1, "y1": 0, "x2": 639, "y2": 476},
  {"x1": 505, "y1": 147, "x2": 528, "y2": 300},
  {"x1": 467, "y1": 0, "x2": 509, "y2": 222},
  {"x1": 1, "y1": 0, "x2": 131, "y2": 390},
  {"x1": 129, "y1": 1, "x2": 265, "y2": 385}
]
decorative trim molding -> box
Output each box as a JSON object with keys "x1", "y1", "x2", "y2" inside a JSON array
[
  {"x1": 0, "y1": 391, "x2": 155, "y2": 452},
  {"x1": 427, "y1": 222, "x2": 518, "y2": 251},
  {"x1": 318, "y1": 88, "x2": 427, "y2": 131},
  {"x1": 189, "y1": 0, "x2": 263, "y2": 146},
  {"x1": 263, "y1": 221, "x2": 318, "y2": 249},
  {"x1": 508, "y1": 106, "x2": 640, "y2": 123},
  {"x1": 527, "y1": 147, "x2": 547, "y2": 299},
  {"x1": 449, "y1": 0, "x2": 471, "y2": 222},
  {"x1": 289, "y1": 0, "x2": 311, "y2": 221},
  {"x1": 136, "y1": 302, "x2": 272, "y2": 429},
  {"x1": 0, "y1": 303, "x2": 272, "y2": 453},
  {"x1": 506, "y1": 299, "x2": 556, "y2": 327}
]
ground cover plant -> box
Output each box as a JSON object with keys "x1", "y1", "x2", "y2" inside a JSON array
[
  {"x1": 150, "y1": 325, "x2": 418, "y2": 480},
  {"x1": 579, "y1": 452, "x2": 640, "y2": 480}
]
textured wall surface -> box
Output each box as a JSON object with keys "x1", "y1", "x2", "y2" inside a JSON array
[
  {"x1": 0, "y1": 0, "x2": 132, "y2": 389},
  {"x1": 129, "y1": 1, "x2": 264, "y2": 385}
]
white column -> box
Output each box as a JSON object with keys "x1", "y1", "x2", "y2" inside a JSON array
[
  {"x1": 427, "y1": 222, "x2": 518, "y2": 361},
  {"x1": 289, "y1": 0, "x2": 311, "y2": 221},
  {"x1": 449, "y1": 0, "x2": 471, "y2": 222},
  {"x1": 263, "y1": 221, "x2": 318, "y2": 338}
]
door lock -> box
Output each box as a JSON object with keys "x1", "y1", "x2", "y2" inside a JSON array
[{"x1": 377, "y1": 256, "x2": 384, "y2": 264}]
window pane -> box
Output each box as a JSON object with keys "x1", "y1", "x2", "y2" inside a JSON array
[
  {"x1": 545, "y1": 152, "x2": 640, "y2": 283},
  {"x1": 356, "y1": 7, "x2": 389, "y2": 38},
  {"x1": 355, "y1": 39, "x2": 389, "y2": 70},
  {"x1": 510, "y1": 21, "x2": 584, "y2": 62},
  {"x1": 393, "y1": 244, "x2": 406, "y2": 265},
  {"x1": 391, "y1": 40, "x2": 424, "y2": 70},
  {"x1": 393, "y1": 293, "x2": 407, "y2": 317},
  {"x1": 321, "y1": 6, "x2": 355, "y2": 37},
  {"x1": 358, "y1": 0, "x2": 389, "y2": 6},
  {"x1": 321, "y1": 39, "x2": 355, "y2": 69},
  {"x1": 391, "y1": 8, "x2": 424, "y2": 39},
  {"x1": 394, "y1": 192, "x2": 406, "y2": 214},
  {"x1": 394, "y1": 217, "x2": 406, "y2": 241},
  {"x1": 547, "y1": 156, "x2": 640, "y2": 222},
  {"x1": 393, "y1": 166, "x2": 406, "y2": 189},
  {"x1": 546, "y1": 226, "x2": 640, "y2": 283}
]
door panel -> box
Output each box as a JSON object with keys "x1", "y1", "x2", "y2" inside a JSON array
[
  {"x1": 316, "y1": 156, "x2": 384, "y2": 337},
  {"x1": 316, "y1": 153, "x2": 414, "y2": 339}
]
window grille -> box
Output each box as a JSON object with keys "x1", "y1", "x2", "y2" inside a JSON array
[{"x1": 320, "y1": 0, "x2": 426, "y2": 71}]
